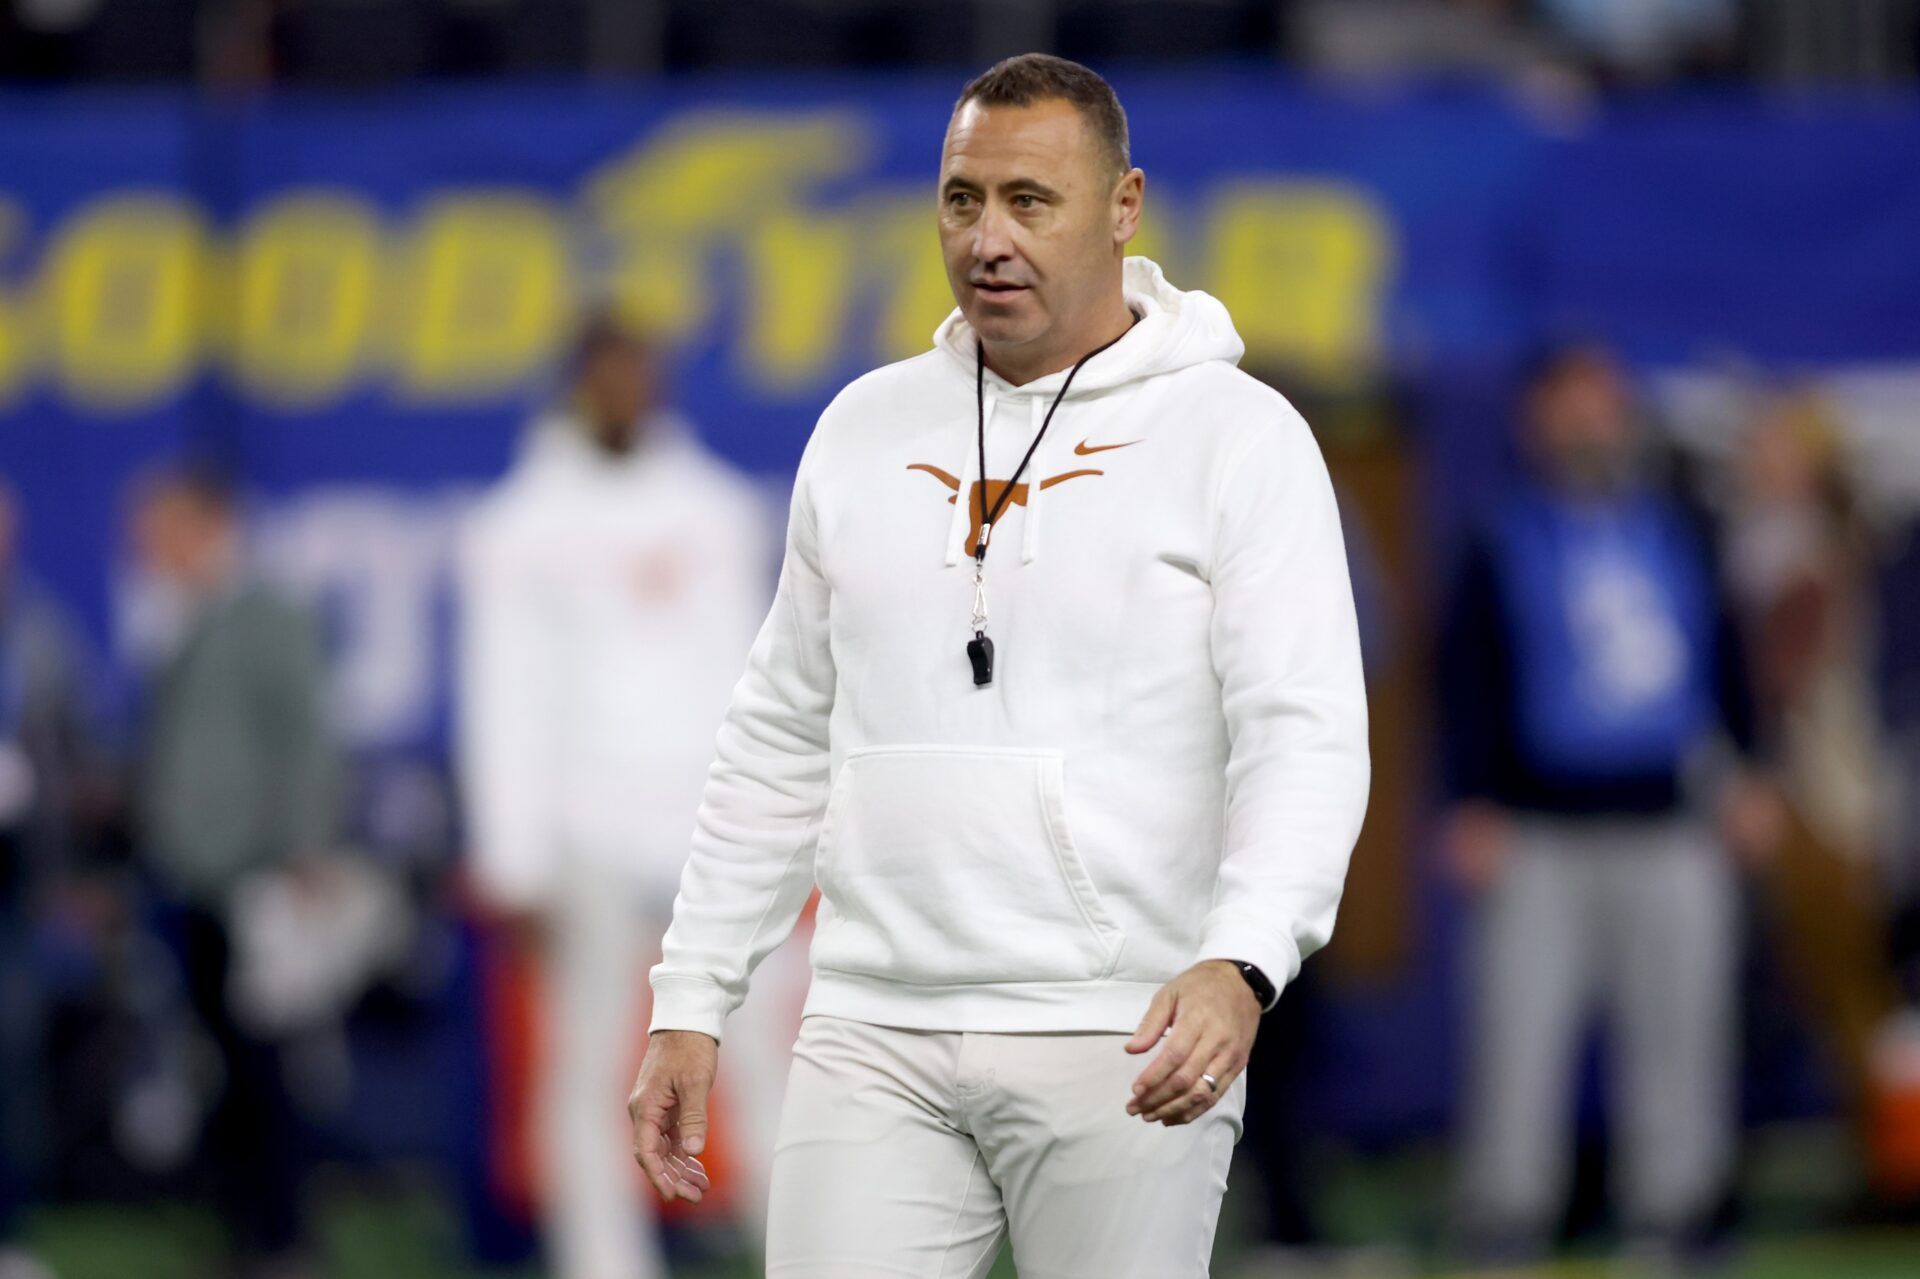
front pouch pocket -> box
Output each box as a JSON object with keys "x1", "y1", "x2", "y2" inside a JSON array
[{"x1": 811, "y1": 745, "x2": 1125, "y2": 986}]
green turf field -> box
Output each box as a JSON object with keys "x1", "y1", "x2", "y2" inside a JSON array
[
  {"x1": 22, "y1": 1124, "x2": 1920, "y2": 1279},
  {"x1": 25, "y1": 1194, "x2": 1920, "y2": 1279}
]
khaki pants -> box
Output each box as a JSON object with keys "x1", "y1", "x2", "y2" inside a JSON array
[{"x1": 765, "y1": 1013, "x2": 1246, "y2": 1279}]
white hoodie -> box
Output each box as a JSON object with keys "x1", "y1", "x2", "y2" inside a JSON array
[
  {"x1": 458, "y1": 413, "x2": 772, "y2": 908},
  {"x1": 650, "y1": 258, "x2": 1370, "y2": 1038}
]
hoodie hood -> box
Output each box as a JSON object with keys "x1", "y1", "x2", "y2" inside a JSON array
[
  {"x1": 927, "y1": 257, "x2": 1246, "y2": 568},
  {"x1": 932, "y1": 256, "x2": 1245, "y2": 397}
]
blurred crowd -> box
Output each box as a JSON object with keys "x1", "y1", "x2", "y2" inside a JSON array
[
  {"x1": 2, "y1": 0, "x2": 1917, "y2": 87},
  {"x1": 0, "y1": 305, "x2": 1917, "y2": 1278}
]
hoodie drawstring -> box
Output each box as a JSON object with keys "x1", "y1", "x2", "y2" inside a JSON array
[
  {"x1": 944, "y1": 393, "x2": 991, "y2": 566},
  {"x1": 1021, "y1": 395, "x2": 1045, "y2": 564}
]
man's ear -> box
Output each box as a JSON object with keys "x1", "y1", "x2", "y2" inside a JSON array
[{"x1": 1113, "y1": 168, "x2": 1145, "y2": 247}]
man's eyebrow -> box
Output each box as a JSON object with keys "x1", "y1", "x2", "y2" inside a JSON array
[
  {"x1": 939, "y1": 175, "x2": 1065, "y2": 200},
  {"x1": 999, "y1": 177, "x2": 1063, "y2": 200}
]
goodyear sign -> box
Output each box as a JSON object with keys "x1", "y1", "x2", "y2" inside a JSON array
[{"x1": 2, "y1": 78, "x2": 1916, "y2": 648}]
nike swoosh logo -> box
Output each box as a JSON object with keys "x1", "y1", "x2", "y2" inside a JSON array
[{"x1": 1074, "y1": 438, "x2": 1141, "y2": 456}]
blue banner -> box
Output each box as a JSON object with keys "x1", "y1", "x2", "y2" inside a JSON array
[{"x1": 1, "y1": 76, "x2": 1917, "y2": 752}]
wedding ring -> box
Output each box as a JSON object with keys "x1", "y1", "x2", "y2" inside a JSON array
[{"x1": 1200, "y1": 1072, "x2": 1218, "y2": 1093}]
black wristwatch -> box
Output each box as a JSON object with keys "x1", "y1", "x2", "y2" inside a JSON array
[{"x1": 1230, "y1": 960, "x2": 1279, "y2": 1013}]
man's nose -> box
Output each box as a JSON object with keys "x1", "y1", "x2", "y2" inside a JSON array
[{"x1": 971, "y1": 203, "x2": 1015, "y2": 266}]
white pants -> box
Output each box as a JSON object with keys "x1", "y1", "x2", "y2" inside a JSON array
[
  {"x1": 1457, "y1": 817, "x2": 1738, "y2": 1247},
  {"x1": 765, "y1": 1014, "x2": 1246, "y2": 1279},
  {"x1": 540, "y1": 857, "x2": 808, "y2": 1279}
]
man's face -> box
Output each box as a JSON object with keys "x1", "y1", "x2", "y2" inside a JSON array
[
  {"x1": 1526, "y1": 354, "x2": 1638, "y2": 493},
  {"x1": 938, "y1": 98, "x2": 1138, "y2": 358},
  {"x1": 577, "y1": 341, "x2": 655, "y2": 451},
  {"x1": 132, "y1": 488, "x2": 224, "y2": 586}
]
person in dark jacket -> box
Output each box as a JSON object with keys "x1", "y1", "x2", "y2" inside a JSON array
[
  {"x1": 128, "y1": 463, "x2": 335, "y2": 1279},
  {"x1": 1440, "y1": 344, "x2": 1777, "y2": 1265}
]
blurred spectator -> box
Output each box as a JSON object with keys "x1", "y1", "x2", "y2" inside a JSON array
[
  {"x1": 1725, "y1": 388, "x2": 1902, "y2": 1159},
  {"x1": 1292, "y1": 0, "x2": 1576, "y2": 85},
  {"x1": 457, "y1": 316, "x2": 784, "y2": 1279},
  {"x1": 1439, "y1": 344, "x2": 1772, "y2": 1265},
  {"x1": 0, "y1": 483, "x2": 113, "y2": 1279},
  {"x1": 128, "y1": 462, "x2": 337, "y2": 1279},
  {"x1": 1533, "y1": 0, "x2": 1738, "y2": 80}
]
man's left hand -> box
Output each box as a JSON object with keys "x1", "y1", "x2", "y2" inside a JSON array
[{"x1": 1123, "y1": 960, "x2": 1262, "y2": 1126}]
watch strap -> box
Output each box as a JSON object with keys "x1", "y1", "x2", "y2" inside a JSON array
[{"x1": 1233, "y1": 960, "x2": 1279, "y2": 1013}]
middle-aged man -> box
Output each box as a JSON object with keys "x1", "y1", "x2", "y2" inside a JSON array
[{"x1": 630, "y1": 53, "x2": 1371, "y2": 1277}]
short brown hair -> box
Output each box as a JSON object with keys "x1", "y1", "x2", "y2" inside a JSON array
[{"x1": 954, "y1": 53, "x2": 1131, "y2": 176}]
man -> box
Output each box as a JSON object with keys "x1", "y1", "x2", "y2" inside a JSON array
[
  {"x1": 629, "y1": 54, "x2": 1370, "y2": 1277},
  {"x1": 1440, "y1": 344, "x2": 1772, "y2": 1264},
  {"x1": 130, "y1": 463, "x2": 335, "y2": 1278},
  {"x1": 458, "y1": 317, "x2": 784, "y2": 1279}
]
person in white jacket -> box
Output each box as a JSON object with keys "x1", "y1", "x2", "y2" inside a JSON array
[
  {"x1": 629, "y1": 54, "x2": 1371, "y2": 1278},
  {"x1": 458, "y1": 317, "x2": 796, "y2": 1279}
]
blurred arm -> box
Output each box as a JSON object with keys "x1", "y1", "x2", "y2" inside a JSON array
[{"x1": 456, "y1": 513, "x2": 562, "y2": 911}]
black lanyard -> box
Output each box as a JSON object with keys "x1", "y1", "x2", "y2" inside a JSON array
[{"x1": 965, "y1": 322, "x2": 1131, "y2": 686}]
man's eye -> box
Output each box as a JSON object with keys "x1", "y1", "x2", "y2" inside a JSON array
[
  {"x1": 1013, "y1": 194, "x2": 1039, "y2": 209},
  {"x1": 948, "y1": 192, "x2": 975, "y2": 209}
]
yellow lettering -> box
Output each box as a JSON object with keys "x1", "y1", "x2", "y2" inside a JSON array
[
  {"x1": 233, "y1": 193, "x2": 384, "y2": 405},
  {"x1": 400, "y1": 195, "x2": 566, "y2": 397},
  {"x1": 589, "y1": 114, "x2": 870, "y2": 340},
  {"x1": 1205, "y1": 184, "x2": 1394, "y2": 384},
  {"x1": 44, "y1": 195, "x2": 206, "y2": 410},
  {"x1": 865, "y1": 195, "x2": 953, "y2": 366},
  {"x1": 741, "y1": 211, "x2": 859, "y2": 388}
]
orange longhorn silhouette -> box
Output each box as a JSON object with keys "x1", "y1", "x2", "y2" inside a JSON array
[{"x1": 906, "y1": 463, "x2": 1103, "y2": 552}]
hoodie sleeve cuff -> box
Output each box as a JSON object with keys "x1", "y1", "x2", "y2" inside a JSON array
[
  {"x1": 647, "y1": 974, "x2": 734, "y2": 1043},
  {"x1": 1195, "y1": 918, "x2": 1303, "y2": 1013}
]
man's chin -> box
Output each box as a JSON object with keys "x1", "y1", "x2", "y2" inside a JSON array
[{"x1": 963, "y1": 308, "x2": 1044, "y2": 348}]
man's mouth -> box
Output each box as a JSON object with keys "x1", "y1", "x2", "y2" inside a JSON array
[{"x1": 972, "y1": 280, "x2": 1029, "y2": 296}]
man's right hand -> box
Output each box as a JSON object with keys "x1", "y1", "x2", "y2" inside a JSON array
[{"x1": 628, "y1": 1029, "x2": 718, "y2": 1203}]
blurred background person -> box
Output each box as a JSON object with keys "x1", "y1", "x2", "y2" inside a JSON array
[
  {"x1": 0, "y1": 483, "x2": 114, "y2": 1279},
  {"x1": 456, "y1": 315, "x2": 783, "y2": 1279},
  {"x1": 1439, "y1": 343, "x2": 1775, "y2": 1268},
  {"x1": 1725, "y1": 387, "x2": 1904, "y2": 1170},
  {"x1": 1532, "y1": 0, "x2": 1740, "y2": 80},
  {"x1": 127, "y1": 463, "x2": 337, "y2": 1279}
]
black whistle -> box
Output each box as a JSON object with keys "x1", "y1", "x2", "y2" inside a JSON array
[{"x1": 966, "y1": 632, "x2": 995, "y2": 686}]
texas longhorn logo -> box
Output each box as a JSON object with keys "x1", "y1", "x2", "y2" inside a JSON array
[{"x1": 906, "y1": 438, "x2": 1139, "y2": 550}]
